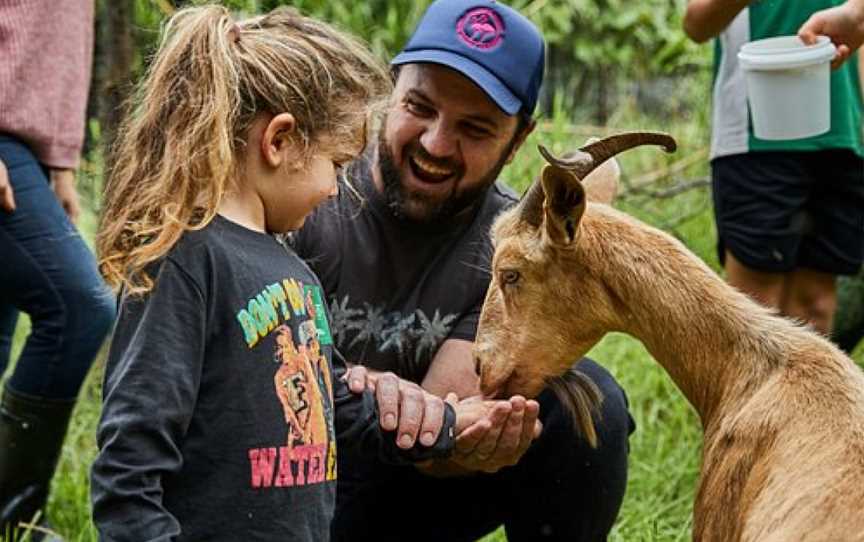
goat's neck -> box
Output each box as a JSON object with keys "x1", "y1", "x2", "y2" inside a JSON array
[{"x1": 584, "y1": 209, "x2": 786, "y2": 428}]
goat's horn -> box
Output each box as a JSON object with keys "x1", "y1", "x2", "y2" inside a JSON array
[
  {"x1": 518, "y1": 146, "x2": 594, "y2": 227},
  {"x1": 539, "y1": 131, "x2": 677, "y2": 181},
  {"x1": 517, "y1": 178, "x2": 545, "y2": 227},
  {"x1": 538, "y1": 147, "x2": 594, "y2": 172},
  {"x1": 521, "y1": 132, "x2": 676, "y2": 227}
]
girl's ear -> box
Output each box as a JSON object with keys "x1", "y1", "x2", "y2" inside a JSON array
[{"x1": 261, "y1": 113, "x2": 297, "y2": 167}]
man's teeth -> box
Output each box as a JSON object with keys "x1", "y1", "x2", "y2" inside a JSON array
[{"x1": 412, "y1": 156, "x2": 453, "y2": 177}]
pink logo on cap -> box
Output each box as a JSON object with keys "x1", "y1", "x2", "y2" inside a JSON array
[{"x1": 456, "y1": 7, "x2": 505, "y2": 50}]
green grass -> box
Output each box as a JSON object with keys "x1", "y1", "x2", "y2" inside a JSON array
[{"x1": 6, "y1": 108, "x2": 864, "y2": 541}]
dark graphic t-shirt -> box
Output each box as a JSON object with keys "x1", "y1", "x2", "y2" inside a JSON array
[
  {"x1": 91, "y1": 216, "x2": 454, "y2": 542},
  {"x1": 293, "y1": 157, "x2": 518, "y2": 382}
]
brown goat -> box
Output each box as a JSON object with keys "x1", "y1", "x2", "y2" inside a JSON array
[{"x1": 474, "y1": 133, "x2": 864, "y2": 541}]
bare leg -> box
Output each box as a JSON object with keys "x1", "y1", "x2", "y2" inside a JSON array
[
  {"x1": 781, "y1": 268, "x2": 837, "y2": 335},
  {"x1": 724, "y1": 251, "x2": 786, "y2": 309}
]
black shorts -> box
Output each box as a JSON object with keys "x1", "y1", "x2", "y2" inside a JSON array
[{"x1": 711, "y1": 150, "x2": 864, "y2": 275}]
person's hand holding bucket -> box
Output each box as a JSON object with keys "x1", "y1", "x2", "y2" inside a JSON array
[
  {"x1": 798, "y1": 0, "x2": 864, "y2": 68},
  {"x1": 738, "y1": 35, "x2": 836, "y2": 140}
]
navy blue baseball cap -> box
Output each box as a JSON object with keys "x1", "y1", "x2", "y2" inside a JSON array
[{"x1": 392, "y1": 0, "x2": 545, "y2": 116}]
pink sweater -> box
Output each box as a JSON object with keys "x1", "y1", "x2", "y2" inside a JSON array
[{"x1": 0, "y1": 1, "x2": 94, "y2": 169}]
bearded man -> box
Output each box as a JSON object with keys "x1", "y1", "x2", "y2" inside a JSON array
[{"x1": 293, "y1": 1, "x2": 636, "y2": 540}]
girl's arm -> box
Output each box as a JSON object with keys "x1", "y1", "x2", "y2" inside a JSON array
[
  {"x1": 91, "y1": 259, "x2": 206, "y2": 542},
  {"x1": 331, "y1": 350, "x2": 457, "y2": 464},
  {"x1": 683, "y1": 0, "x2": 752, "y2": 43}
]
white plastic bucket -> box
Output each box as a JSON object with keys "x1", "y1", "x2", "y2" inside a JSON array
[{"x1": 738, "y1": 35, "x2": 836, "y2": 140}]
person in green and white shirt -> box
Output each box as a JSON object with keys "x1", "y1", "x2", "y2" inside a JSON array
[{"x1": 684, "y1": 0, "x2": 864, "y2": 337}]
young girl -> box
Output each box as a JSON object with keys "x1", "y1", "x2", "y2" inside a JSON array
[{"x1": 90, "y1": 6, "x2": 459, "y2": 541}]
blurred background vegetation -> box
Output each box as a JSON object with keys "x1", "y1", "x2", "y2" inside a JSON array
[
  {"x1": 84, "y1": 0, "x2": 710, "y2": 161},
  {"x1": 8, "y1": 1, "x2": 861, "y2": 541}
]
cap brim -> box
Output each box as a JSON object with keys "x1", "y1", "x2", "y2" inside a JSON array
[{"x1": 392, "y1": 50, "x2": 521, "y2": 115}]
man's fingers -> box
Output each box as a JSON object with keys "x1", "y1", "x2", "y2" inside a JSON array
[
  {"x1": 345, "y1": 365, "x2": 367, "y2": 393},
  {"x1": 494, "y1": 397, "x2": 526, "y2": 460},
  {"x1": 454, "y1": 419, "x2": 490, "y2": 456},
  {"x1": 518, "y1": 399, "x2": 541, "y2": 451},
  {"x1": 396, "y1": 385, "x2": 424, "y2": 449},
  {"x1": 376, "y1": 372, "x2": 400, "y2": 432},
  {"x1": 472, "y1": 401, "x2": 511, "y2": 459},
  {"x1": 418, "y1": 393, "x2": 444, "y2": 446}
]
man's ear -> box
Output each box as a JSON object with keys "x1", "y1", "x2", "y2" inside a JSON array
[
  {"x1": 260, "y1": 113, "x2": 298, "y2": 168},
  {"x1": 505, "y1": 119, "x2": 536, "y2": 165},
  {"x1": 540, "y1": 165, "x2": 586, "y2": 247}
]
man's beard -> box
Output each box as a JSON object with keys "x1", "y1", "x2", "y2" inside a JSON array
[{"x1": 376, "y1": 127, "x2": 516, "y2": 225}]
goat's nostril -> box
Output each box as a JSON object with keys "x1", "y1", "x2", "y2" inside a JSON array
[{"x1": 473, "y1": 355, "x2": 481, "y2": 377}]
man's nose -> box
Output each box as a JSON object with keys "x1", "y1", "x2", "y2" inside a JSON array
[{"x1": 419, "y1": 120, "x2": 457, "y2": 158}]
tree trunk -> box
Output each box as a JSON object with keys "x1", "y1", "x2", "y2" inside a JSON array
[
  {"x1": 98, "y1": 0, "x2": 135, "y2": 166},
  {"x1": 595, "y1": 64, "x2": 610, "y2": 126}
]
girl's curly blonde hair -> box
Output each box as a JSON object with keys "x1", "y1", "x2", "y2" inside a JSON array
[{"x1": 97, "y1": 5, "x2": 390, "y2": 294}]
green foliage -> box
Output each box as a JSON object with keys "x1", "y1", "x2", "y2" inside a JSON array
[
  {"x1": 113, "y1": 0, "x2": 710, "y2": 122},
  {"x1": 261, "y1": 0, "x2": 432, "y2": 58},
  {"x1": 523, "y1": 0, "x2": 705, "y2": 76}
]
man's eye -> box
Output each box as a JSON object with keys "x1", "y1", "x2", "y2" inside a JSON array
[
  {"x1": 406, "y1": 100, "x2": 433, "y2": 116},
  {"x1": 463, "y1": 124, "x2": 492, "y2": 138}
]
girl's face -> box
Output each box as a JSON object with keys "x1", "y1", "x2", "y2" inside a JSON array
[
  {"x1": 240, "y1": 112, "x2": 363, "y2": 234},
  {"x1": 258, "y1": 148, "x2": 349, "y2": 233},
  {"x1": 247, "y1": 111, "x2": 362, "y2": 233}
]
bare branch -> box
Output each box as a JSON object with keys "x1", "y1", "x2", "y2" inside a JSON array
[
  {"x1": 622, "y1": 147, "x2": 708, "y2": 189},
  {"x1": 620, "y1": 177, "x2": 710, "y2": 199}
]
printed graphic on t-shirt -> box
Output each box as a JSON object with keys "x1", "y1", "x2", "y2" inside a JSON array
[
  {"x1": 235, "y1": 280, "x2": 337, "y2": 489},
  {"x1": 328, "y1": 294, "x2": 457, "y2": 374}
]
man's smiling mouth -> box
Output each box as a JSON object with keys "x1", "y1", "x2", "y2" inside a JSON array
[{"x1": 409, "y1": 154, "x2": 457, "y2": 184}]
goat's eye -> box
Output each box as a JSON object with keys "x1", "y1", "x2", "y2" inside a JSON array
[{"x1": 501, "y1": 270, "x2": 520, "y2": 286}]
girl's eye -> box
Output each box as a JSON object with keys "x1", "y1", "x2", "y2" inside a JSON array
[{"x1": 501, "y1": 270, "x2": 520, "y2": 286}]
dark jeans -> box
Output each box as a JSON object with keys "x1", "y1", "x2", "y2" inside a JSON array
[
  {"x1": 0, "y1": 135, "x2": 115, "y2": 400},
  {"x1": 333, "y1": 358, "x2": 635, "y2": 542}
]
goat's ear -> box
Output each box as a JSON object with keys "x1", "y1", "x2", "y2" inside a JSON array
[{"x1": 540, "y1": 165, "x2": 586, "y2": 247}]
